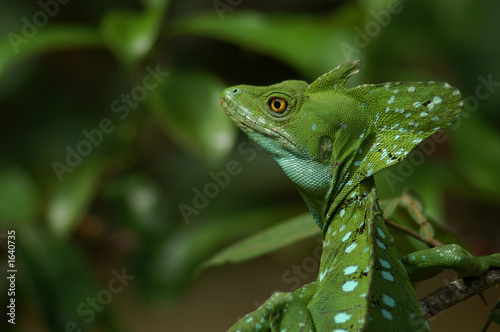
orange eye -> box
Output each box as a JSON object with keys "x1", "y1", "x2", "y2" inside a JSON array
[{"x1": 269, "y1": 98, "x2": 287, "y2": 113}]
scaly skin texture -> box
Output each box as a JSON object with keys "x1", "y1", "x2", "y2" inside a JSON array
[{"x1": 220, "y1": 61, "x2": 500, "y2": 331}]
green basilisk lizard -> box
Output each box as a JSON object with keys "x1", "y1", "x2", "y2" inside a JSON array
[{"x1": 220, "y1": 60, "x2": 500, "y2": 331}]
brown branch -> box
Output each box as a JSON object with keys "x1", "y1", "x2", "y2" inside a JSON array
[
  {"x1": 383, "y1": 218, "x2": 444, "y2": 248},
  {"x1": 419, "y1": 268, "x2": 500, "y2": 319}
]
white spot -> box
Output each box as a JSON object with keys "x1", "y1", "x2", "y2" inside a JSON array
[
  {"x1": 405, "y1": 112, "x2": 412, "y2": 118},
  {"x1": 379, "y1": 258, "x2": 392, "y2": 269},
  {"x1": 311, "y1": 123, "x2": 317, "y2": 131},
  {"x1": 382, "y1": 294, "x2": 396, "y2": 307},
  {"x1": 342, "y1": 231, "x2": 352, "y2": 243},
  {"x1": 420, "y1": 112, "x2": 428, "y2": 117},
  {"x1": 394, "y1": 135, "x2": 400, "y2": 140},
  {"x1": 319, "y1": 270, "x2": 328, "y2": 282},
  {"x1": 339, "y1": 224, "x2": 346, "y2": 232},
  {"x1": 413, "y1": 101, "x2": 422, "y2": 108},
  {"x1": 342, "y1": 280, "x2": 359, "y2": 292},
  {"x1": 345, "y1": 242, "x2": 358, "y2": 253},
  {"x1": 385, "y1": 107, "x2": 391, "y2": 113},
  {"x1": 381, "y1": 271, "x2": 394, "y2": 282},
  {"x1": 433, "y1": 96, "x2": 442, "y2": 104},
  {"x1": 246, "y1": 316, "x2": 253, "y2": 323},
  {"x1": 376, "y1": 239, "x2": 387, "y2": 250},
  {"x1": 452, "y1": 89, "x2": 460, "y2": 96},
  {"x1": 377, "y1": 227, "x2": 386, "y2": 239},
  {"x1": 334, "y1": 312, "x2": 352, "y2": 324},
  {"x1": 393, "y1": 89, "x2": 399, "y2": 94},
  {"x1": 343, "y1": 265, "x2": 359, "y2": 275},
  {"x1": 339, "y1": 208, "x2": 346, "y2": 217},
  {"x1": 408, "y1": 86, "x2": 415, "y2": 92},
  {"x1": 380, "y1": 149, "x2": 388, "y2": 160},
  {"x1": 388, "y1": 96, "x2": 395, "y2": 104},
  {"x1": 381, "y1": 309, "x2": 393, "y2": 320}
]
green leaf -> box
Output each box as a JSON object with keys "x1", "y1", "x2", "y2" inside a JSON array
[
  {"x1": 18, "y1": 227, "x2": 98, "y2": 331},
  {"x1": 482, "y1": 298, "x2": 500, "y2": 331},
  {"x1": 142, "y1": 208, "x2": 303, "y2": 299},
  {"x1": 451, "y1": 116, "x2": 500, "y2": 200},
  {"x1": 104, "y1": 172, "x2": 171, "y2": 235},
  {"x1": 199, "y1": 212, "x2": 319, "y2": 270},
  {"x1": 100, "y1": 0, "x2": 169, "y2": 68},
  {"x1": 0, "y1": 166, "x2": 39, "y2": 225},
  {"x1": 0, "y1": 25, "x2": 101, "y2": 80},
  {"x1": 46, "y1": 160, "x2": 103, "y2": 238},
  {"x1": 147, "y1": 70, "x2": 237, "y2": 166},
  {"x1": 173, "y1": 9, "x2": 360, "y2": 79},
  {"x1": 489, "y1": 307, "x2": 500, "y2": 326}
]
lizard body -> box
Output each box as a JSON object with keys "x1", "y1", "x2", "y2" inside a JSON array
[{"x1": 220, "y1": 61, "x2": 500, "y2": 331}]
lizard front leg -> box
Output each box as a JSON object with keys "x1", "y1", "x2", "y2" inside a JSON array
[
  {"x1": 401, "y1": 244, "x2": 500, "y2": 281},
  {"x1": 228, "y1": 283, "x2": 317, "y2": 332}
]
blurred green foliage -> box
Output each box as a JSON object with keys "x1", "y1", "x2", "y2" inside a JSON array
[{"x1": 1, "y1": 0, "x2": 500, "y2": 331}]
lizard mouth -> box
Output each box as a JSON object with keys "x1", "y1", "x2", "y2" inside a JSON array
[{"x1": 220, "y1": 95, "x2": 280, "y2": 138}]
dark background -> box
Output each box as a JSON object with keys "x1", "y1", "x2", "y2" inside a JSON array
[{"x1": 1, "y1": 0, "x2": 500, "y2": 331}]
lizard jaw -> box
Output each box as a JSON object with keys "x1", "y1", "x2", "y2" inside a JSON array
[{"x1": 220, "y1": 96, "x2": 280, "y2": 139}]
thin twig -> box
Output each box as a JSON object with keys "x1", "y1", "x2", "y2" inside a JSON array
[
  {"x1": 383, "y1": 218, "x2": 444, "y2": 248},
  {"x1": 419, "y1": 268, "x2": 500, "y2": 319}
]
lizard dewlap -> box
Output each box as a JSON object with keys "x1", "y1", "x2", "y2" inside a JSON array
[{"x1": 220, "y1": 61, "x2": 500, "y2": 331}]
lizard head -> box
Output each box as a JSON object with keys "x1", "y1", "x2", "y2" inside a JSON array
[
  {"x1": 221, "y1": 80, "x2": 310, "y2": 159},
  {"x1": 221, "y1": 61, "x2": 463, "y2": 229},
  {"x1": 220, "y1": 72, "x2": 372, "y2": 225}
]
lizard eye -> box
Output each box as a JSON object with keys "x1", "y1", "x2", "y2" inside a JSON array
[{"x1": 269, "y1": 98, "x2": 287, "y2": 114}]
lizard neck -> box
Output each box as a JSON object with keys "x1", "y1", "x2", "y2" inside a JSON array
[
  {"x1": 306, "y1": 178, "x2": 429, "y2": 330},
  {"x1": 321, "y1": 175, "x2": 375, "y2": 236}
]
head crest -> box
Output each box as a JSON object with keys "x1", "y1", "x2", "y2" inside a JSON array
[{"x1": 306, "y1": 60, "x2": 361, "y2": 93}]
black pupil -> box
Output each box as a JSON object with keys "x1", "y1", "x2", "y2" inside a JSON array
[{"x1": 273, "y1": 100, "x2": 282, "y2": 110}]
